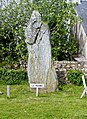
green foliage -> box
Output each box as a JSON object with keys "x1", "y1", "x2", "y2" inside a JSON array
[
  {"x1": 0, "y1": 0, "x2": 79, "y2": 67},
  {"x1": 35, "y1": 0, "x2": 79, "y2": 60},
  {"x1": 0, "y1": 84, "x2": 86, "y2": 118},
  {"x1": 0, "y1": 68, "x2": 28, "y2": 85},
  {"x1": 0, "y1": 0, "x2": 32, "y2": 66},
  {"x1": 67, "y1": 69, "x2": 84, "y2": 85}
]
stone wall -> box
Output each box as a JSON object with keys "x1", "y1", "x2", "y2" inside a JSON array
[{"x1": 54, "y1": 61, "x2": 87, "y2": 84}]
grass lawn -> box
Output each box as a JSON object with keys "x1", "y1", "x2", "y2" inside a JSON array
[{"x1": 0, "y1": 84, "x2": 87, "y2": 119}]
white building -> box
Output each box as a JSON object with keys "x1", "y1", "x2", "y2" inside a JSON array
[{"x1": 72, "y1": 0, "x2": 87, "y2": 60}]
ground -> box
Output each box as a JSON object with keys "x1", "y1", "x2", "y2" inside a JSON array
[{"x1": 0, "y1": 84, "x2": 87, "y2": 119}]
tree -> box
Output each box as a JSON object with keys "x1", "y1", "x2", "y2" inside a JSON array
[
  {"x1": 34, "y1": 0, "x2": 79, "y2": 60},
  {"x1": 0, "y1": 0, "x2": 32, "y2": 68},
  {"x1": 0, "y1": 0, "x2": 78, "y2": 68}
]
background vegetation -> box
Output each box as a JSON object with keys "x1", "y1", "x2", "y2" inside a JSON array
[
  {"x1": 0, "y1": 68, "x2": 28, "y2": 85},
  {"x1": 67, "y1": 69, "x2": 84, "y2": 85},
  {"x1": 35, "y1": 0, "x2": 79, "y2": 60},
  {"x1": 0, "y1": 0, "x2": 79, "y2": 69}
]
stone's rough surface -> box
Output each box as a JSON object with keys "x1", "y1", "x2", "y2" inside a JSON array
[{"x1": 25, "y1": 10, "x2": 57, "y2": 92}]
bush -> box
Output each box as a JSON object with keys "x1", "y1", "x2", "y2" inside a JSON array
[
  {"x1": 0, "y1": 0, "x2": 78, "y2": 65},
  {"x1": 0, "y1": 68, "x2": 28, "y2": 85},
  {"x1": 67, "y1": 69, "x2": 84, "y2": 85}
]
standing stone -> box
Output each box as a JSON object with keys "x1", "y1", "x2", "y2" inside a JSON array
[{"x1": 25, "y1": 10, "x2": 58, "y2": 92}]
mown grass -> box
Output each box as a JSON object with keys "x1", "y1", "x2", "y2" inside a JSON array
[{"x1": 0, "y1": 84, "x2": 87, "y2": 119}]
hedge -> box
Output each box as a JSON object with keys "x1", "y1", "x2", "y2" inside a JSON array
[
  {"x1": 0, "y1": 68, "x2": 28, "y2": 85},
  {"x1": 67, "y1": 69, "x2": 84, "y2": 85}
]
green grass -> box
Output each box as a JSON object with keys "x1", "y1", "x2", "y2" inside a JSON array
[{"x1": 0, "y1": 84, "x2": 87, "y2": 119}]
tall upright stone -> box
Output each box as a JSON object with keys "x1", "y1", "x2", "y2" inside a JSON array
[{"x1": 25, "y1": 10, "x2": 58, "y2": 92}]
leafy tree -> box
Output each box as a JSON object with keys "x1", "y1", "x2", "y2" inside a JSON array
[
  {"x1": 0, "y1": 0, "x2": 32, "y2": 68},
  {"x1": 34, "y1": 0, "x2": 79, "y2": 60},
  {"x1": 0, "y1": 0, "x2": 79, "y2": 68}
]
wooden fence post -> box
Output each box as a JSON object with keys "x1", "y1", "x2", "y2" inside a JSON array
[{"x1": 7, "y1": 85, "x2": 10, "y2": 97}]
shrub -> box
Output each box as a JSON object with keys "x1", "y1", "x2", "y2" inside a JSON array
[
  {"x1": 0, "y1": 68, "x2": 28, "y2": 85},
  {"x1": 0, "y1": 0, "x2": 78, "y2": 65},
  {"x1": 67, "y1": 69, "x2": 84, "y2": 85}
]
